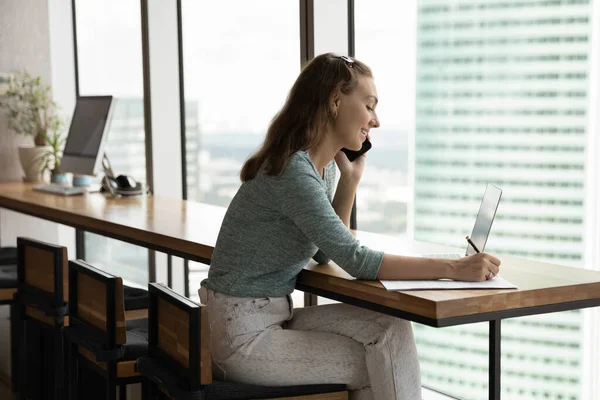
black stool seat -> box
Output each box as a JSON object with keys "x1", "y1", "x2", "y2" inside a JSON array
[
  {"x1": 136, "y1": 356, "x2": 347, "y2": 400},
  {"x1": 0, "y1": 247, "x2": 17, "y2": 266},
  {"x1": 123, "y1": 285, "x2": 149, "y2": 311},
  {"x1": 123, "y1": 318, "x2": 149, "y2": 361},
  {"x1": 0, "y1": 264, "x2": 17, "y2": 288}
]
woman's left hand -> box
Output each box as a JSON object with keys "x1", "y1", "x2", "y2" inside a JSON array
[{"x1": 334, "y1": 146, "x2": 367, "y2": 185}]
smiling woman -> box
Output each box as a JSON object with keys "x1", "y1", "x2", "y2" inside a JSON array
[
  {"x1": 239, "y1": 54, "x2": 378, "y2": 182},
  {"x1": 198, "y1": 52, "x2": 500, "y2": 399},
  {"x1": 201, "y1": 53, "x2": 455, "y2": 400}
]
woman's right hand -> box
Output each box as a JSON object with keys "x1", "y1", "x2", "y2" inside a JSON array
[{"x1": 449, "y1": 253, "x2": 501, "y2": 282}]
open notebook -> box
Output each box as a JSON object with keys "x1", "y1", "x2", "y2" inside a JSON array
[{"x1": 380, "y1": 276, "x2": 517, "y2": 291}]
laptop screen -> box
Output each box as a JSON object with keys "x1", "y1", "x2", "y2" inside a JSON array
[{"x1": 466, "y1": 184, "x2": 502, "y2": 256}]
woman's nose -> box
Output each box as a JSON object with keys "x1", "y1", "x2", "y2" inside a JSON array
[{"x1": 371, "y1": 114, "x2": 380, "y2": 128}]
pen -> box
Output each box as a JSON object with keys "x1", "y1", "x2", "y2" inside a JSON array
[{"x1": 465, "y1": 236, "x2": 481, "y2": 253}]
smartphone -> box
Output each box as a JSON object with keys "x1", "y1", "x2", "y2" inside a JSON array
[{"x1": 341, "y1": 138, "x2": 372, "y2": 162}]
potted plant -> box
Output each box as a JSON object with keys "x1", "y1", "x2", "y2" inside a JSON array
[
  {"x1": 37, "y1": 130, "x2": 70, "y2": 184},
  {"x1": 0, "y1": 71, "x2": 64, "y2": 182}
]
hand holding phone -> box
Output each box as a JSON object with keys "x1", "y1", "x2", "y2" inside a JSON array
[{"x1": 341, "y1": 138, "x2": 372, "y2": 162}]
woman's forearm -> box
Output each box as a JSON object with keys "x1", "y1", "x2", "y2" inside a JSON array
[
  {"x1": 377, "y1": 253, "x2": 455, "y2": 280},
  {"x1": 332, "y1": 176, "x2": 358, "y2": 227}
]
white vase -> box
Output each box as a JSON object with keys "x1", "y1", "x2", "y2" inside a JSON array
[{"x1": 18, "y1": 146, "x2": 51, "y2": 182}]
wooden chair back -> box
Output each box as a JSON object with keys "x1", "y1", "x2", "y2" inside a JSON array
[
  {"x1": 68, "y1": 259, "x2": 126, "y2": 347},
  {"x1": 148, "y1": 282, "x2": 203, "y2": 391},
  {"x1": 17, "y1": 237, "x2": 68, "y2": 306}
]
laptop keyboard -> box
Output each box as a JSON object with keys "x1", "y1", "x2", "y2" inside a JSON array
[{"x1": 33, "y1": 184, "x2": 87, "y2": 196}]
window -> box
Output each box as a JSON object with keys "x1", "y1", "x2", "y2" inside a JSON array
[
  {"x1": 75, "y1": 0, "x2": 148, "y2": 286},
  {"x1": 356, "y1": 0, "x2": 591, "y2": 398},
  {"x1": 181, "y1": 0, "x2": 300, "y2": 302},
  {"x1": 354, "y1": 0, "x2": 415, "y2": 237}
]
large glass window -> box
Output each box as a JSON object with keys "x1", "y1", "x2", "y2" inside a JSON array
[
  {"x1": 75, "y1": 0, "x2": 148, "y2": 286},
  {"x1": 181, "y1": 0, "x2": 300, "y2": 301},
  {"x1": 354, "y1": 1, "x2": 415, "y2": 236},
  {"x1": 356, "y1": 0, "x2": 591, "y2": 399}
]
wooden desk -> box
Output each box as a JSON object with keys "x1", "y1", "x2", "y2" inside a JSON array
[
  {"x1": 0, "y1": 182, "x2": 224, "y2": 263},
  {"x1": 298, "y1": 230, "x2": 600, "y2": 325},
  {"x1": 2, "y1": 182, "x2": 600, "y2": 400}
]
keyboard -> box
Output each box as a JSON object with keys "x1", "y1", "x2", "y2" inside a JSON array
[
  {"x1": 421, "y1": 253, "x2": 463, "y2": 259},
  {"x1": 33, "y1": 184, "x2": 87, "y2": 196}
]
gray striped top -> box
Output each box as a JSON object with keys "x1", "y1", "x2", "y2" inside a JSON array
[{"x1": 201, "y1": 150, "x2": 384, "y2": 298}]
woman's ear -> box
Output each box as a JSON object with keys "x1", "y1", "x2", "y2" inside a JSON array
[{"x1": 330, "y1": 93, "x2": 341, "y2": 117}]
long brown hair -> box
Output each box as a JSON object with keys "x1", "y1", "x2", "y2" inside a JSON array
[{"x1": 240, "y1": 52, "x2": 372, "y2": 181}]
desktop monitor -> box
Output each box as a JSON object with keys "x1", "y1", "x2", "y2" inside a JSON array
[{"x1": 60, "y1": 96, "x2": 115, "y2": 176}]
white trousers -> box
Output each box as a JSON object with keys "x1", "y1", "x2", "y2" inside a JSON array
[{"x1": 201, "y1": 288, "x2": 422, "y2": 400}]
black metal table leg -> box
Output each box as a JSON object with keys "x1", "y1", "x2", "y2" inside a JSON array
[
  {"x1": 489, "y1": 320, "x2": 501, "y2": 400},
  {"x1": 10, "y1": 302, "x2": 19, "y2": 393},
  {"x1": 184, "y1": 259, "x2": 190, "y2": 298},
  {"x1": 167, "y1": 255, "x2": 173, "y2": 289},
  {"x1": 304, "y1": 293, "x2": 318, "y2": 307}
]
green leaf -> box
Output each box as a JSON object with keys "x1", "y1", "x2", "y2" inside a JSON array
[{"x1": 0, "y1": 70, "x2": 64, "y2": 142}]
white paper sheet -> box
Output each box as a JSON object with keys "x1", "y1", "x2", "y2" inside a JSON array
[{"x1": 380, "y1": 275, "x2": 517, "y2": 291}]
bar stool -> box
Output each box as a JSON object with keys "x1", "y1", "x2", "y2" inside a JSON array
[
  {"x1": 0, "y1": 246, "x2": 17, "y2": 393},
  {"x1": 135, "y1": 283, "x2": 348, "y2": 400},
  {"x1": 13, "y1": 238, "x2": 151, "y2": 399},
  {"x1": 66, "y1": 259, "x2": 149, "y2": 400},
  {"x1": 15, "y1": 238, "x2": 69, "y2": 400}
]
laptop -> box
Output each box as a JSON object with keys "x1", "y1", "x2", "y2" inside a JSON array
[{"x1": 422, "y1": 184, "x2": 502, "y2": 259}]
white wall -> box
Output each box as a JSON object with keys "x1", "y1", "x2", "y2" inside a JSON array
[
  {"x1": 0, "y1": 0, "x2": 76, "y2": 383},
  {"x1": 0, "y1": 0, "x2": 52, "y2": 181}
]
